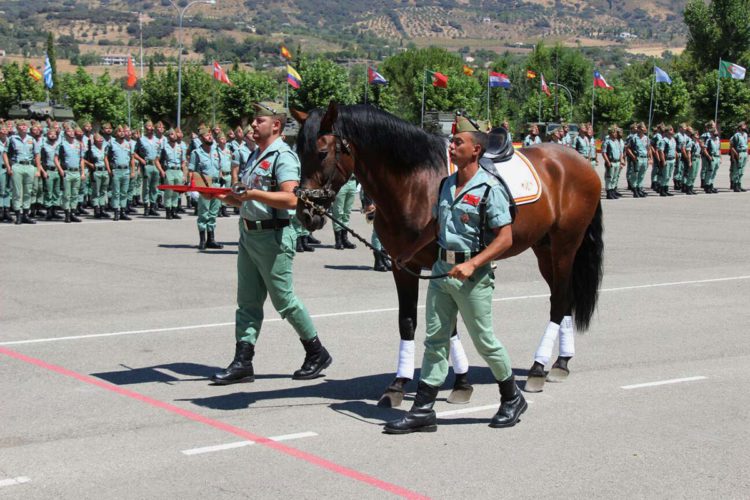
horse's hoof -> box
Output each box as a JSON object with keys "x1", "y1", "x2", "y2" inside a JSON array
[
  {"x1": 447, "y1": 386, "x2": 473, "y2": 404},
  {"x1": 547, "y1": 366, "x2": 570, "y2": 383},
  {"x1": 377, "y1": 391, "x2": 404, "y2": 408},
  {"x1": 524, "y1": 375, "x2": 546, "y2": 393}
]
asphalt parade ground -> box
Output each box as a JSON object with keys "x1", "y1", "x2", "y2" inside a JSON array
[{"x1": 2, "y1": 166, "x2": 750, "y2": 499}]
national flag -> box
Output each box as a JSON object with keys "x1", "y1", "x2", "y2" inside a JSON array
[
  {"x1": 43, "y1": 56, "x2": 53, "y2": 89},
  {"x1": 212, "y1": 61, "x2": 232, "y2": 85},
  {"x1": 488, "y1": 71, "x2": 511, "y2": 88},
  {"x1": 126, "y1": 56, "x2": 138, "y2": 88},
  {"x1": 425, "y1": 70, "x2": 448, "y2": 88},
  {"x1": 719, "y1": 60, "x2": 746, "y2": 80},
  {"x1": 280, "y1": 45, "x2": 292, "y2": 61},
  {"x1": 368, "y1": 66, "x2": 388, "y2": 85},
  {"x1": 287, "y1": 65, "x2": 302, "y2": 89},
  {"x1": 28, "y1": 65, "x2": 42, "y2": 82},
  {"x1": 540, "y1": 73, "x2": 551, "y2": 96},
  {"x1": 654, "y1": 66, "x2": 672, "y2": 84},
  {"x1": 526, "y1": 70, "x2": 537, "y2": 79},
  {"x1": 593, "y1": 70, "x2": 613, "y2": 89},
  {"x1": 463, "y1": 65, "x2": 474, "y2": 76}
]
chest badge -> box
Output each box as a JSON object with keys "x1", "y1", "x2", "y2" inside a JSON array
[
  {"x1": 259, "y1": 160, "x2": 271, "y2": 170},
  {"x1": 462, "y1": 194, "x2": 480, "y2": 207},
  {"x1": 460, "y1": 213, "x2": 470, "y2": 223}
]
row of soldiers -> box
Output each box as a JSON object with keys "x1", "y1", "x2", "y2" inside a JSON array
[
  {"x1": 0, "y1": 118, "x2": 257, "y2": 226},
  {"x1": 522, "y1": 120, "x2": 748, "y2": 197}
]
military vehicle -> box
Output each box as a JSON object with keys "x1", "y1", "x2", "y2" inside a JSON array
[{"x1": 7, "y1": 101, "x2": 75, "y2": 121}]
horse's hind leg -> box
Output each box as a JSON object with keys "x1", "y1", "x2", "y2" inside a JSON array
[
  {"x1": 447, "y1": 323, "x2": 473, "y2": 404},
  {"x1": 525, "y1": 241, "x2": 558, "y2": 393},
  {"x1": 548, "y1": 308, "x2": 574, "y2": 382}
]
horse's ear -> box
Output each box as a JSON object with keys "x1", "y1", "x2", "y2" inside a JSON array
[
  {"x1": 289, "y1": 107, "x2": 308, "y2": 124},
  {"x1": 319, "y1": 101, "x2": 339, "y2": 133}
]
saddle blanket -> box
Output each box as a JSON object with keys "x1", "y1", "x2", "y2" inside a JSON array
[{"x1": 494, "y1": 151, "x2": 542, "y2": 205}]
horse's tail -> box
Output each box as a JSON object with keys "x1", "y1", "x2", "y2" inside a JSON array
[{"x1": 570, "y1": 201, "x2": 604, "y2": 332}]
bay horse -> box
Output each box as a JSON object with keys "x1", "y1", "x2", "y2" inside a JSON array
[{"x1": 293, "y1": 102, "x2": 603, "y2": 405}]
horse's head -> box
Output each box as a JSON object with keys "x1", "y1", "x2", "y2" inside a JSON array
[{"x1": 294, "y1": 102, "x2": 357, "y2": 231}]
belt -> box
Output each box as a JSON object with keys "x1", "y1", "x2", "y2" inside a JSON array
[
  {"x1": 167, "y1": 166, "x2": 182, "y2": 170},
  {"x1": 438, "y1": 248, "x2": 479, "y2": 265},
  {"x1": 242, "y1": 218, "x2": 290, "y2": 231},
  {"x1": 113, "y1": 165, "x2": 130, "y2": 169},
  {"x1": 95, "y1": 167, "x2": 108, "y2": 171},
  {"x1": 63, "y1": 167, "x2": 80, "y2": 171},
  {"x1": 14, "y1": 160, "x2": 32, "y2": 165}
]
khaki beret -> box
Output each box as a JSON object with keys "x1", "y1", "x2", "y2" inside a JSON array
[{"x1": 253, "y1": 101, "x2": 287, "y2": 117}]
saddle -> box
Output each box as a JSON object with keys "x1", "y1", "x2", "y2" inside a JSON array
[{"x1": 483, "y1": 127, "x2": 514, "y2": 163}]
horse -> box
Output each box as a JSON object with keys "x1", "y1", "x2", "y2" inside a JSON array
[{"x1": 292, "y1": 102, "x2": 604, "y2": 405}]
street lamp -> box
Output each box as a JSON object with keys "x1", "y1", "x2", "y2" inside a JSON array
[
  {"x1": 169, "y1": 0, "x2": 216, "y2": 128},
  {"x1": 549, "y1": 82, "x2": 574, "y2": 122}
]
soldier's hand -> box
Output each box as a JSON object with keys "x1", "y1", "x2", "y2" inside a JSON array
[
  {"x1": 448, "y1": 261, "x2": 476, "y2": 281},
  {"x1": 42, "y1": 171, "x2": 48, "y2": 179}
]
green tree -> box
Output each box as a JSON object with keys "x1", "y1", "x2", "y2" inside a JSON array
[
  {"x1": 57, "y1": 67, "x2": 127, "y2": 125},
  {"x1": 692, "y1": 70, "x2": 750, "y2": 134},
  {"x1": 220, "y1": 70, "x2": 278, "y2": 126},
  {"x1": 290, "y1": 57, "x2": 355, "y2": 110},
  {"x1": 632, "y1": 74, "x2": 691, "y2": 126},
  {"x1": 0, "y1": 63, "x2": 46, "y2": 116},
  {"x1": 136, "y1": 64, "x2": 212, "y2": 129},
  {"x1": 519, "y1": 90, "x2": 573, "y2": 125},
  {"x1": 582, "y1": 85, "x2": 635, "y2": 135},
  {"x1": 684, "y1": 0, "x2": 750, "y2": 70}
]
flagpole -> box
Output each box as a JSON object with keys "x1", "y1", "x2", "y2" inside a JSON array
[
  {"x1": 127, "y1": 91, "x2": 132, "y2": 129},
  {"x1": 538, "y1": 76, "x2": 542, "y2": 122},
  {"x1": 285, "y1": 80, "x2": 289, "y2": 110},
  {"x1": 590, "y1": 72, "x2": 595, "y2": 129},
  {"x1": 714, "y1": 58, "x2": 721, "y2": 126},
  {"x1": 421, "y1": 75, "x2": 426, "y2": 129},
  {"x1": 212, "y1": 77, "x2": 216, "y2": 126},
  {"x1": 364, "y1": 65, "x2": 368, "y2": 105},
  {"x1": 647, "y1": 67, "x2": 655, "y2": 136}
]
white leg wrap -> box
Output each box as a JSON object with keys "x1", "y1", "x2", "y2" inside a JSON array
[
  {"x1": 449, "y1": 335, "x2": 469, "y2": 375},
  {"x1": 559, "y1": 315, "x2": 575, "y2": 357},
  {"x1": 533, "y1": 321, "x2": 560, "y2": 366},
  {"x1": 396, "y1": 340, "x2": 415, "y2": 379}
]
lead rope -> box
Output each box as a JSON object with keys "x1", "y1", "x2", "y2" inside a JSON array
[{"x1": 297, "y1": 194, "x2": 449, "y2": 280}]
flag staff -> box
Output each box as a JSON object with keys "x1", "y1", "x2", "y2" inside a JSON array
[
  {"x1": 647, "y1": 67, "x2": 655, "y2": 136},
  {"x1": 486, "y1": 69, "x2": 491, "y2": 120},
  {"x1": 127, "y1": 92, "x2": 132, "y2": 128},
  {"x1": 364, "y1": 64, "x2": 369, "y2": 105},
  {"x1": 538, "y1": 76, "x2": 542, "y2": 122},
  {"x1": 420, "y1": 73, "x2": 426, "y2": 128},
  {"x1": 591, "y1": 71, "x2": 595, "y2": 129},
  {"x1": 714, "y1": 58, "x2": 722, "y2": 126}
]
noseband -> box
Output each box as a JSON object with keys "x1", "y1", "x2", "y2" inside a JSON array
[{"x1": 296, "y1": 127, "x2": 353, "y2": 209}]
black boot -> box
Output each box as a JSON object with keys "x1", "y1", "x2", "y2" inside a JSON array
[
  {"x1": 69, "y1": 210, "x2": 81, "y2": 223},
  {"x1": 384, "y1": 381, "x2": 439, "y2": 434},
  {"x1": 171, "y1": 207, "x2": 181, "y2": 219},
  {"x1": 45, "y1": 207, "x2": 54, "y2": 221},
  {"x1": 614, "y1": 189, "x2": 622, "y2": 198},
  {"x1": 711, "y1": 184, "x2": 718, "y2": 193},
  {"x1": 665, "y1": 187, "x2": 674, "y2": 196},
  {"x1": 334, "y1": 230, "x2": 344, "y2": 250},
  {"x1": 341, "y1": 230, "x2": 357, "y2": 249},
  {"x1": 210, "y1": 341, "x2": 255, "y2": 385},
  {"x1": 489, "y1": 376, "x2": 528, "y2": 428},
  {"x1": 606, "y1": 189, "x2": 615, "y2": 199},
  {"x1": 306, "y1": 233, "x2": 321, "y2": 245},
  {"x1": 301, "y1": 235, "x2": 315, "y2": 252},
  {"x1": 639, "y1": 188, "x2": 648, "y2": 197},
  {"x1": 148, "y1": 204, "x2": 159, "y2": 216},
  {"x1": 2, "y1": 208, "x2": 11, "y2": 222},
  {"x1": 741, "y1": 183, "x2": 747, "y2": 192},
  {"x1": 64, "y1": 210, "x2": 71, "y2": 223},
  {"x1": 206, "y1": 230, "x2": 223, "y2": 249},
  {"x1": 113, "y1": 208, "x2": 120, "y2": 221},
  {"x1": 373, "y1": 252, "x2": 388, "y2": 272},
  {"x1": 14, "y1": 210, "x2": 21, "y2": 224},
  {"x1": 296, "y1": 236, "x2": 305, "y2": 253},
  {"x1": 166, "y1": 207, "x2": 173, "y2": 220},
  {"x1": 144, "y1": 203, "x2": 151, "y2": 216},
  {"x1": 120, "y1": 208, "x2": 131, "y2": 221},
  {"x1": 100, "y1": 206, "x2": 111, "y2": 218},
  {"x1": 198, "y1": 230, "x2": 207, "y2": 250},
  {"x1": 94, "y1": 207, "x2": 102, "y2": 219},
  {"x1": 220, "y1": 205, "x2": 228, "y2": 217},
  {"x1": 292, "y1": 336, "x2": 332, "y2": 380},
  {"x1": 52, "y1": 207, "x2": 63, "y2": 220},
  {"x1": 21, "y1": 209, "x2": 36, "y2": 224},
  {"x1": 125, "y1": 201, "x2": 135, "y2": 214}
]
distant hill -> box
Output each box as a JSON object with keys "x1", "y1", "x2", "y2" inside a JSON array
[{"x1": 0, "y1": 0, "x2": 687, "y2": 65}]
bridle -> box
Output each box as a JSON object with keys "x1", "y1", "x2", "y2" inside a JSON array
[{"x1": 295, "y1": 127, "x2": 354, "y2": 211}]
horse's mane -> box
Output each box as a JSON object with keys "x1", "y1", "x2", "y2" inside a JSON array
[
  {"x1": 296, "y1": 104, "x2": 447, "y2": 175},
  {"x1": 336, "y1": 105, "x2": 447, "y2": 174}
]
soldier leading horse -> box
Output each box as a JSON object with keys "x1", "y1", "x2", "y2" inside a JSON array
[{"x1": 294, "y1": 103, "x2": 603, "y2": 403}]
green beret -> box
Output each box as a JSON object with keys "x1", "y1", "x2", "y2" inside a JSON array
[
  {"x1": 253, "y1": 101, "x2": 287, "y2": 117},
  {"x1": 197, "y1": 125, "x2": 210, "y2": 136},
  {"x1": 16, "y1": 119, "x2": 29, "y2": 127},
  {"x1": 144, "y1": 120, "x2": 154, "y2": 127},
  {"x1": 454, "y1": 116, "x2": 490, "y2": 134},
  {"x1": 101, "y1": 122, "x2": 113, "y2": 129},
  {"x1": 244, "y1": 125, "x2": 254, "y2": 135}
]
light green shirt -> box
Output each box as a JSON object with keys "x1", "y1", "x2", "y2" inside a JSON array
[{"x1": 240, "y1": 137, "x2": 300, "y2": 221}]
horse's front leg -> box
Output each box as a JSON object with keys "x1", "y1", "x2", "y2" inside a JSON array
[{"x1": 377, "y1": 265, "x2": 420, "y2": 408}]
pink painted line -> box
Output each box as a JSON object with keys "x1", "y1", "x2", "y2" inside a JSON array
[{"x1": 0, "y1": 346, "x2": 429, "y2": 500}]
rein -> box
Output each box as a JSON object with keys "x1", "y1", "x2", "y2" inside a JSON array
[{"x1": 299, "y1": 126, "x2": 449, "y2": 280}]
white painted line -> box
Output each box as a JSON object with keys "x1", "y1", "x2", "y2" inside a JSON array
[
  {"x1": 621, "y1": 376, "x2": 707, "y2": 390},
  {"x1": 3, "y1": 275, "x2": 750, "y2": 346},
  {"x1": 0, "y1": 477, "x2": 31, "y2": 488},
  {"x1": 437, "y1": 401, "x2": 533, "y2": 418},
  {"x1": 181, "y1": 431, "x2": 317, "y2": 456}
]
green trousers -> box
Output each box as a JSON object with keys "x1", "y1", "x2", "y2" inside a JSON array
[
  {"x1": 0, "y1": 170, "x2": 11, "y2": 208},
  {"x1": 332, "y1": 178, "x2": 357, "y2": 232},
  {"x1": 685, "y1": 158, "x2": 700, "y2": 187},
  {"x1": 702, "y1": 156, "x2": 720, "y2": 184},
  {"x1": 78, "y1": 175, "x2": 90, "y2": 204},
  {"x1": 142, "y1": 164, "x2": 160, "y2": 204},
  {"x1": 673, "y1": 155, "x2": 684, "y2": 183},
  {"x1": 62, "y1": 172, "x2": 81, "y2": 210},
  {"x1": 164, "y1": 170, "x2": 183, "y2": 208},
  {"x1": 128, "y1": 168, "x2": 142, "y2": 202},
  {"x1": 371, "y1": 229, "x2": 383, "y2": 251},
  {"x1": 604, "y1": 161, "x2": 622, "y2": 190},
  {"x1": 651, "y1": 161, "x2": 662, "y2": 186},
  {"x1": 291, "y1": 215, "x2": 309, "y2": 237},
  {"x1": 235, "y1": 223, "x2": 317, "y2": 344},
  {"x1": 625, "y1": 158, "x2": 634, "y2": 186},
  {"x1": 197, "y1": 195, "x2": 220, "y2": 231},
  {"x1": 11, "y1": 163, "x2": 36, "y2": 211},
  {"x1": 31, "y1": 175, "x2": 44, "y2": 206},
  {"x1": 44, "y1": 171, "x2": 62, "y2": 208},
  {"x1": 92, "y1": 171, "x2": 110, "y2": 207},
  {"x1": 421, "y1": 260, "x2": 512, "y2": 387},
  {"x1": 661, "y1": 159, "x2": 675, "y2": 187},
  {"x1": 112, "y1": 169, "x2": 130, "y2": 209},
  {"x1": 628, "y1": 158, "x2": 648, "y2": 189},
  {"x1": 730, "y1": 152, "x2": 747, "y2": 185}
]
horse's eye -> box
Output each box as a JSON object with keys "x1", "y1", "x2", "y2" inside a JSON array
[{"x1": 317, "y1": 151, "x2": 327, "y2": 162}]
